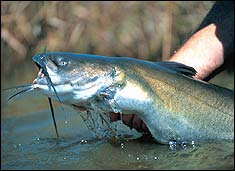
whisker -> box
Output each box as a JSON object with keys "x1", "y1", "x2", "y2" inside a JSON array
[
  {"x1": 7, "y1": 87, "x2": 34, "y2": 101},
  {"x1": 42, "y1": 69, "x2": 62, "y2": 104},
  {"x1": 48, "y1": 97, "x2": 60, "y2": 141},
  {"x1": 3, "y1": 84, "x2": 34, "y2": 91},
  {"x1": 40, "y1": 66, "x2": 65, "y2": 141}
]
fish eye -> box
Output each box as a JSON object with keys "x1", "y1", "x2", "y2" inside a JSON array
[
  {"x1": 57, "y1": 57, "x2": 68, "y2": 66},
  {"x1": 58, "y1": 60, "x2": 67, "y2": 66}
]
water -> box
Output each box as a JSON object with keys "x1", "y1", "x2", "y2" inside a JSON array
[{"x1": 1, "y1": 93, "x2": 234, "y2": 170}]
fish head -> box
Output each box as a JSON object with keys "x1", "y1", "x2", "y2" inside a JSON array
[{"x1": 32, "y1": 52, "x2": 116, "y2": 105}]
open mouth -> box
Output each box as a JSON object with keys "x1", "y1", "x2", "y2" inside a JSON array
[
  {"x1": 32, "y1": 53, "x2": 50, "y2": 83},
  {"x1": 38, "y1": 68, "x2": 46, "y2": 78},
  {"x1": 38, "y1": 68, "x2": 44, "y2": 77},
  {"x1": 33, "y1": 68, "x2": 47, "y2": 84},
  {"x1": 33, "y1": 57, "x2": 64, "y2": 105}
]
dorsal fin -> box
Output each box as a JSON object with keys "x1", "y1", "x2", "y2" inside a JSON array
[{"x1": 157, "y1": 61, "x2": 197, "y2": 78}]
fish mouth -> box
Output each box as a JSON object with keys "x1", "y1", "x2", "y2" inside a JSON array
[
  {"x1": 33, "y1": 68, "x2": 47, "y2": 85},
  {"x1": 32, "y1": 53, "x2": 64, "y2": 104},
  {"x1": 32, "y1": 53, "x2": 49, "y2": 85},
  {"x1": 32, "y1": 53, "x2": 62, "y2": 86}
]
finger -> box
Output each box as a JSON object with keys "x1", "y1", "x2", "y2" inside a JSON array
[
  {"x1": 129, "y1": 115, "x2": 149, "y2": 133},
  {"x1": 132, "y1": 115, "x2": 148, "y2": 132},
  {"x1": 108, "y1": 112, "x2": 120, "y2": 122},
  {"x1": 132, "y1": 114, "x2": 142, "y2": 129},
  {"x1": 121, "y1": 114, "x2": 135, "y2": 128},
  {"x1": 72, "y1": 104, "x2": 87, "y2": 111},
  {"x1": 141, "y1": 121, "x2": 150, "y2": 133}
]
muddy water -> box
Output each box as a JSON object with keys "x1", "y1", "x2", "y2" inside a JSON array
[{"x1": 1, "y1": 92, "x2": 234, "y2": 170}]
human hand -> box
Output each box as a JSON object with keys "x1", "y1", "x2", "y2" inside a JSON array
[
  {"x1": 77, "y1": 2, "x2": 234, "y2": 136},
  {"x1": 109, "y1": 3, "x2": 234, "y2": 132},
  {"x1": 74, "y1": 105, "x2": 150, "y2": 133},
  {"x1": 108, "y1": 112, "x2": 150, "y2": 133}
]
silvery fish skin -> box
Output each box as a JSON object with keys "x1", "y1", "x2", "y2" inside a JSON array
[{"x1": 32, "y1": 52, "x2": 234, "y2": 144}]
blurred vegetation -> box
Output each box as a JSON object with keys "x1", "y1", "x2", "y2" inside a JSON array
[{"x1": 1, "y1": 1, "x2": 233, "y2": 90}]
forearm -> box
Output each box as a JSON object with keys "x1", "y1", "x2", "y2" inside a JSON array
[
  {"x1": 169, "y1": 24, "x2": 224, "y2": 80},
  {"x1": 169, "y1": 1, "x2": 234, "y2": 81}
]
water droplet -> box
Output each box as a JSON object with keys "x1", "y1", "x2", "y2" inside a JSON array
[
  {"x1": 136, "y1": 157, "x2": 140, "y2": 161},
  {"x1": 120, "y1": 143, "x2": 124, "y2": 148},
  {"x1": 191, "y1": 140, "x2": 195, "y2": 148},
  {"x1": 18, "y1": 143, "x2": 22, "y2": 146},
  {"x1": 81, "y1": 139, "x2": 87, "y2": 143},
  {"x1": 169, "y1": 140, "x2": 177, "y2": 150},
  {"x1": 63, "y1": 157, "x2": 67, "y2": 160},
  {"x1": 181, "y1": 141, "x2": 187, "y2": 149},
  {"x1": 35, "y1": 137, "x2": 40, "y2": 141},
  {"x1": 154, "y1": 156, "x2": 158, "y2": 160},
  {"x1": 174, "y1": 50, "x2": 177, "y2": 54},
  {"x1": 64, "y1": 120, "x2": 68, "y2": 124}
]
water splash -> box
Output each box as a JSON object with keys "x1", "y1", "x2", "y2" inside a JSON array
[
  {"x1": 100, "y1": 88, "x2": 124, "y2": 137},
  {"x1": 84, "y1": 111, "x2": 119, "y2": 139},
  {"x1": 168, "y1": 140, "x2": 197, "y2": 150},
  {"x1": 100, "y1": 88, "x2": 122, "y2": 114},
  {"x1": 76, "y1": 86, "x2": 129, "y2": 140},
  {"x1": 78, "y1": 101, "x2": 124, "y2": 140}
]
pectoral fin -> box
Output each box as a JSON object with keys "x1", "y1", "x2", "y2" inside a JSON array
[{"x1": 156, "y1": 61, "x2": 197, "y2": 78}]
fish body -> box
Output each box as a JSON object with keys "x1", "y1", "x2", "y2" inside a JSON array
[{"x1": 32, "y1": 52, "x2": 234, "y2": 144}]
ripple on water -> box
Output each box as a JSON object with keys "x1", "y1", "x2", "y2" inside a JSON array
[{"x1": 1, "y1": 105, "x2": 234, "y2": 170}]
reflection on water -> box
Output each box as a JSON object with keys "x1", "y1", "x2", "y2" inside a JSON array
[{"x1": 1, "y1": 93, "x2": 234, "y2": 170}]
